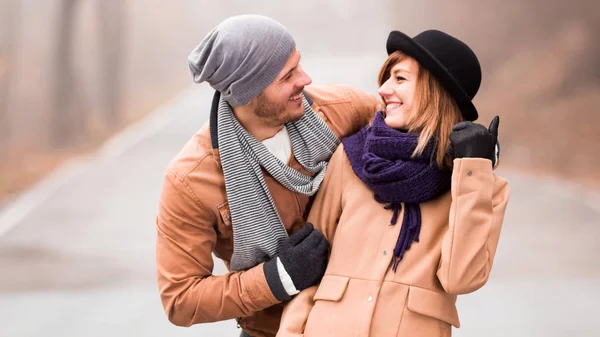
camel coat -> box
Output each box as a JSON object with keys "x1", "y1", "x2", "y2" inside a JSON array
[{"x1": 277, "y1": 145, "x2": 510, "y2": 337}]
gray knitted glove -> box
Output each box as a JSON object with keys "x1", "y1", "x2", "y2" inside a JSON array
[{"x1": 264, "y1": 222, "x2": 329, "y2": 301}]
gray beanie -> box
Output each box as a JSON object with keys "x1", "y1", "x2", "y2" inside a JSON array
[{"x1": 188, "y1": 15, "x2": 296, "y2": 106}]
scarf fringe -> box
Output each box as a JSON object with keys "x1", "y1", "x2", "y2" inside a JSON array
[
  {"x1": 385, "y1": 203, "x2": 402, "y2": 225},
  {"x1": 391, "y1": 203, "x2": 422, "y2": 272}
]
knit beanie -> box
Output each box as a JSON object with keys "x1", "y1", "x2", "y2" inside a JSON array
[{"x1": 187, "y1": 15, "x2": 296, "y2": 106}]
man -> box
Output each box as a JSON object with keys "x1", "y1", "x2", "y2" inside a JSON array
[{"x1": 156, "y1": 15, "x2": 380, "y2": 337}]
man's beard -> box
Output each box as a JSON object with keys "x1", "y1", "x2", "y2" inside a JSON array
[{"x1": 253, "y1": 92, "x2": 303, "y2": 126}]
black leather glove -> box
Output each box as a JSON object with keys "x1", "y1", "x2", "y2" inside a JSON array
[
  {"x1": 448, "y1": 116, "x2": 500, "y2": 167},
  {"x1": 263, "y1": 222, "x2": 329, "y2": 301}
]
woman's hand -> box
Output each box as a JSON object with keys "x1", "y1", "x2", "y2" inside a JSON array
[{"x1": 448, "y1": 116, "x2": 500, "y2": 168}]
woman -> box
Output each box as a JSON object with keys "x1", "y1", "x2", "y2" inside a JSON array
[{"x1": 276, "y1": 30, "x2": 510, "y2": 337}]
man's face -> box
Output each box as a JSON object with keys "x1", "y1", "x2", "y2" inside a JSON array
[{"x1": 251, "y1": 49, "x2": 312, "y2": 127}]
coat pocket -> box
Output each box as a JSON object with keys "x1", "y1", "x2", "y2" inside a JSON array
[
  {"x1": 406, "y1": 286, "x2": 460, "y2": 328},
  {"x1": 304, "y1": 275, "x2": 351, "y2": 336},
  {"x1": 313, "y1": 275, "x2": 350, "y2": 302},
  {"x1": 216, "y1": 201, "x2": 233, "y2": 238}
]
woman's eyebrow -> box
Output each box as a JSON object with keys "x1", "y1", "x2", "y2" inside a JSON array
[{"x1": 392, "y1": 67, "x2": 411, "y2": 76}]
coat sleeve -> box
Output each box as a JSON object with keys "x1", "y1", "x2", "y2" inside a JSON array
[
  {"x1": 307, "y1": 145, "x2": 348, "y2": 244},
  {"x1": 436, "y1": 158, "x2": 510, "y2": 295},
  {"x1": 155, "y1": 169, "x2": 280, "y2": 327},
  {"x1": 345, "y1": 86, "x2": 382, "y2": 134},
  {"x1": 310, "y1": 85, "x2": 382, "y2": 139},
  {"x1": 277, "y1": 146, "x2": 348, "y2": 336}
]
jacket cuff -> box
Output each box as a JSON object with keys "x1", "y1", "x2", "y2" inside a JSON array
[
  {"x1": 264, "y1": 258, "x2": 292, "y2": 302},
  {"x1": 239, "y1": 262, "x2": 280, "y2": 310},
  {"x1": 452, "y1": 158, "x2": 495, "y2": 193}
]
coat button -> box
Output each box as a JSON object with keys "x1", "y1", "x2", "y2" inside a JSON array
[
  {"x1": 227, "y1": 212, "x2": 232, "y2": 222},
  {"x1": 466, "y1": 170, "x2": 472, "y2": 176},
  {"x1": 368, "y1": 296, "x2": 373, "y2": 302},
  {"x1": 383, "y1": 250, "x2": 387, "y2": 255}
]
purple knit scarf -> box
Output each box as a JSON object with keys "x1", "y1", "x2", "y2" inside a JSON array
[{"x1": 342, "y1": 111, "x2": 451, "y2": 271}]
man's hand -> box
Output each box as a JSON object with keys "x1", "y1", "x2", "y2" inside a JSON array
[
  {"x1": 264, "y1": 223, "x2": 329, "y2": 301},
  {"x1": 278, "y1": 223, "x2": 329, "y2": 290}
]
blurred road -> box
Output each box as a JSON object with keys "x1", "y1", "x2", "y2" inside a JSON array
[{"x1": 0, "y1": 55, "x2": 599, "y2": 337}]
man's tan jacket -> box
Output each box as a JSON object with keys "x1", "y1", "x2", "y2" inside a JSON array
[{"x1": 156, "y1": 85, "x2": 381, "y2": 337}]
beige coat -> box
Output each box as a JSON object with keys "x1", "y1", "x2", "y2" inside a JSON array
[
  {"x1": 155, "y1": 85, "x2": 381, "y2": 337},
  {"x1": 277, "y1": 145, "x2": 510, "y2": 337}
]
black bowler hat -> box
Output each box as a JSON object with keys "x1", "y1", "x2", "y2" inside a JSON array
[{"x1": 386, "y1": 30, "x2": 481, "y2": 121}]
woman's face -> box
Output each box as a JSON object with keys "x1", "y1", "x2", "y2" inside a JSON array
[{"x1": 378, "y1": 57, "x2": 420, "y2": 130}]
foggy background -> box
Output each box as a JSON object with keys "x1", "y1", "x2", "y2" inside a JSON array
[
  {"x1": 0, "y1": 1, "x2": 598, "y2": 336},
  {"x1": 1, "y1": 0, "x2": 599, "y2": 200}
]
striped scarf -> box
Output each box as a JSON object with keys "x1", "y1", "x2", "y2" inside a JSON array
[{"x1": 217, "y1": 94, "x2": 339, "y2": 271}]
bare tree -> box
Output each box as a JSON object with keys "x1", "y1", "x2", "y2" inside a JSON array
[
  {"x1": 0, "y1": 0, "x2": 19, "y2": 160},
  {"x1": 98, "y1": 1, "x2": 127, "y2": 129},
  {"x1": 52, "y1": 0, "x2": 86, "y2": 148}
]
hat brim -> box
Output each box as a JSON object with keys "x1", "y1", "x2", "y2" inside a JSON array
[{"x1": 386, "y1": 31, "x2": 478, "y2": 121}]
